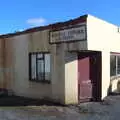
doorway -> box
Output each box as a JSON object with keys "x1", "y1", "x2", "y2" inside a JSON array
[{"x1": 78, "y1": 51, "x2": 101, "y2": 102}]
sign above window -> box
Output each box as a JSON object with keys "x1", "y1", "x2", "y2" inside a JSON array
[{"x1": 50, "y1": 25, "x2": 86, "y2": 44}]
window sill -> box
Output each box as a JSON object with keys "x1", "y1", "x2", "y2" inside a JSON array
[{"x1": 29, "y1": 79, "x2": 51, "y2": 84}]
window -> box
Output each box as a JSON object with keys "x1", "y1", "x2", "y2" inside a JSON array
[
  {"x1": 110, "y1": 54, "x2": 120, "y2": 77},
  {"x1": 29, "y1": 53, "x2": 50, "y2": 83},
  {"x1": 117, "y1": 56, "x2": 120, "y2": 74},
  {"x1": 110, "y1": 55, "x2": 116, "y2": 76}
]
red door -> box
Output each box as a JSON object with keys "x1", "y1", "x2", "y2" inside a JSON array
[{"x1": 78, "y1": 55, "x2": 92, "y2": 101}]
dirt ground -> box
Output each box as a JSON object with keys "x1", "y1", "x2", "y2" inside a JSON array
[{"x1": 0, "y1": 95, "x2": 120, "y2": 120}]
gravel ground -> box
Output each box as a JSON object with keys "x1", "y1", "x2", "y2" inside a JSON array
[{"x1": 0, "y1": 95, "x2": 120, "y2": 120}]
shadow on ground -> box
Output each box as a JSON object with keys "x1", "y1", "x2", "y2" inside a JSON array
[{"x1": 0, "y1": 95, "x2": 63, "y2": 106}]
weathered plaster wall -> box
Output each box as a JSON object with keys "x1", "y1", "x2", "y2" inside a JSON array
[
  {"x1": 0, "y1": 39, "x2": 4, "y2": 89},
  {"x1": 11, "y1": 32, "x2": 52, "y2": 99},
  {"x1": 50, "y1": 43, "x2": 65, "y2": 104},
  {"x1": 4, "y1": 38, "x2": 14, "y2": 92},
  {"x1": 3, "y1": 30, "x2": 65, "y2": 104}
]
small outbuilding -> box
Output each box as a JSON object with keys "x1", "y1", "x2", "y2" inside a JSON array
[{"x1": 0, "y1": 14, "x2": 119, "y2": 104}]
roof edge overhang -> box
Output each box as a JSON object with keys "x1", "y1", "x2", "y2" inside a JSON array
[{"x1": 0, "y1": 14, "x2": 88, "y2": 38}]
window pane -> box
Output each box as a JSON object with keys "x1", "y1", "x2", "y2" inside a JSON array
[
  {"x1": 110, "y1": 55, "x2": 116, "y2": 76},
  {"x1": 117, "y1": 56, "x2": 120, "y2": 75},
  {"x1": 37, "y1": 60, "x2": 44, "y2": 80},
  {"x1": 37, "y1": 54, "x2": 43, "y2": 59},
  {"x1": 31, "y1": 54, "x2": 36, "y2": 79},
  {"x1": 45, "y1": 54, "x2": 50, "y2": 80}
]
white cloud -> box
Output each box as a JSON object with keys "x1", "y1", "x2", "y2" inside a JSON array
[{"x1": 26, "y1": 18, "x2": 46, "y2": 26}]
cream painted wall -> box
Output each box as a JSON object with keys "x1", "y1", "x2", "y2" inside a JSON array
[
  {"x1": 64, "y1": 52, "x2": 78, "y2": 104},
  {"x1": 87, "y1": 15, "x2": 120, "y2": 52},
  {"x1": 87, "y1": 15, "x2": 120, "y2": 99},
  {"x1": 101, "y1": 52, "x2": 110, "y2": 99}
]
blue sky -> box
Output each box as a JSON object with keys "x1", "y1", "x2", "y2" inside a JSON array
[{"x1": 0, "y1": 0, "x2": 120, "y2": 34}]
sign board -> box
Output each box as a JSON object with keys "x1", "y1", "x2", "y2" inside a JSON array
[{"x1": 50, "y1": 25, "x2": 86, "y2": 43}]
